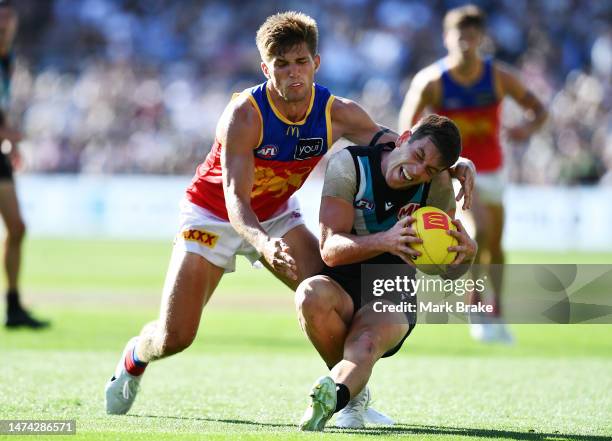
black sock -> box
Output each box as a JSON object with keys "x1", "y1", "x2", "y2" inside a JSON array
[
  {"x1": 334, "y1": 383, "x2": 350, "y2": 413},
  {"x1": 6, "y1": 289, "x2": 20, "y2": 313}
]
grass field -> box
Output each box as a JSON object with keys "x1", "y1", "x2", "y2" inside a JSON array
[{"x1": 1, "y1": 239, "x2": 611, "y2": 440}]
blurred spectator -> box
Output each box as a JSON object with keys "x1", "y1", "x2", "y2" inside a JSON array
[{"x1": 6, "y1": 0, "x2": 611, "y2": 183}]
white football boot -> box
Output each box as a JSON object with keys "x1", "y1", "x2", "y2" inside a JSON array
[
  {"x1": 470, "y1": 319, "x2": 514, "y2": 345},
  {"x1": 105, "y1": 337, "x2": 143, "y2": 415},
  {"x1": 495, "y1": 322, "x2": 515, "y2": 345},
  {"x1": 336, "y1": 386, "x2": 395, "y2": 428},
  {"x1": 299, "y1": 376, "x2": 337, "y2": 431}
]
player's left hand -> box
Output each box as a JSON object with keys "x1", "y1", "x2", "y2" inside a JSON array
[
  {"x1": 448, "y1": 159, "x2": 475, "y2": 210},
  {"x1": 505, "y1": 124, "x2": 532, "y2": 143},
  {"x1": 9, "y1": 147, "x2": 22, "y2": 170},
  {"x1": 446, "y1": 219, "x2": 477, "y2": 265}
]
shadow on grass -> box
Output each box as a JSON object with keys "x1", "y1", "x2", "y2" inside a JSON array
[
  {"x1": 133, "y1": 415, "x2": 611, "y2": 440},
  {"x1": 134, "y1": 414, "x2": 294, "y2": 429},
  {"x1": 330, "y1": 424, "x2": 612, "y2": 440}
]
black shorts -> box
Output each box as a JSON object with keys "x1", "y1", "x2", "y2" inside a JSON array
[
  {"x1": 0, "y1": 151, "x2": 13, "y2": 181},
  {"x1": 319, "y1": 254, "x2": 417, "y2": 358}
]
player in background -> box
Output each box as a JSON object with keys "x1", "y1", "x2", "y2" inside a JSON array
[
  {"x1": 398, "y1": 4, "x2": 547, "y2": 343},
  {"x1": 105, "y1": 11, "x2": 475, "y2": 416},
  {"x1": 0, "y1": 0, "x2": 49, "y2": 329},
  {"x1": 297, "y1": 115, "x2": 478, "y2": 431}
]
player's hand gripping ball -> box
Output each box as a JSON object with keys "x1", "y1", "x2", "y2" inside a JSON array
[{"x1": 410, "y1": 207, "x2": 458, "y2": 275}]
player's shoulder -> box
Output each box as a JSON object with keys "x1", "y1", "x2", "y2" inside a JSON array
[
  {"x1": 326, "y1": 148, "x2": 356, "y2": 178},
  {"x1": 414, "y1": 62, "x2": 444, "y2": 87},
  {"x1": 327, "y1": 147, "x2": 353, "y2": 169},
  {"x1": 329, "y1": 96, "x2": 371, "y2": 128},
  {"x1": 216, "y1": 89, "x2": 262, "y2": 142},
  {"x1": 409, "y1": 63, "x2": 444, "y2": 104},
  {"x1": 491, "y1": 60, "x2": 524, "y2": 97},
  {"x1": 330, "y1": 96, "x2": 361, "y2": 117},
  {"x1": 223, "y1": 90, "x2": 261, "y2": 125},
  {"x1": 491, "y1": 60, "x2": 520, "y2": 82}
]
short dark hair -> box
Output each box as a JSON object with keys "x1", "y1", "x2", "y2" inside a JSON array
[
  {"x1": 443, "y1": 4, "x2": 486, "y2": 33},
  {"x1": 256, "y1": 11, "x2": 318, "y2": 62},
  {"x1": 410, "y1": 114, "x2": 462, "y2": 168}
]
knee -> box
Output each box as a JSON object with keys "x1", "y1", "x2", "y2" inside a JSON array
[
  {"x1": 158, "y1": 329, "x2": 196, "y2": 357},
  {"x1": 475, "y1": 224, "x2": 490, "y2": 247},
  {"x1": 6, "y1": 220, "x2": 25, "y2": 244},
  {"x1": 488, "y1": 246, "x2": 504, "y2": 263},
  {"x1": 295, "y1": 277, "x2": 334, "y2": 322},
  {"x1": 346, "y1": 332, "x2": 379, "y2": 366}
]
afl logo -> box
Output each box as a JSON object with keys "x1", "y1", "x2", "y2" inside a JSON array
[{"x1": 256, "y1": 145, "x2": 279, "y2": 159}]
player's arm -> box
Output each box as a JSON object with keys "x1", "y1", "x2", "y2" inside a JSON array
[
  {"x1": 319, "y1": 151, "x2": 422, "y2": 266},
  {"x1": 495, "y1": 63, "x2": 548, "y2": 142},
  {"x1": 398, "y1": 68, "x2": 440, "y2": 132},
  {"x1": 320, "y1": 199, "x2": 423, "y2": 267},
  {"x1": 220, "y1": 96, "x2": 297, "y2": 280},
  {"x1": 0, "y1": 111, "x2": 23, "y2": 168},
  {"x1": 330, "y1": 97, "x2": 397, "y2": 146},
  {"x1": 447, "y1": 157, "x2": 475, "y2": 210},
  {"x1": 0, "y1": 125, "x2": 21, "y2": 144},
  {"x1": 425, "y1": 172, "x2": 477, "y2": 279}
]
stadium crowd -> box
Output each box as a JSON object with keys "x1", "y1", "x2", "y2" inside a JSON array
[{"x1": 8, "y1": 0, "x2": 612, "y2": 183}]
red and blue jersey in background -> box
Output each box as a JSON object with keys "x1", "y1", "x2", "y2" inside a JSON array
[
  {"x1": 186, "y1": 81, "x2": 335, "y2": 221},
  {"x1": 434, "y1": 58, "x2": 502, "y2": 172}
]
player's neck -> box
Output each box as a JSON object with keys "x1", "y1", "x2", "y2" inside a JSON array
[
  {"x1": 380, "y1": 150, "x2": 391, "y2": 177},
  {"x1": 267, "y1": 84, "x2": 312, "y2": 122},
  {"x1": 447, "y1": 54, "x2": 482, "y2": 82}
]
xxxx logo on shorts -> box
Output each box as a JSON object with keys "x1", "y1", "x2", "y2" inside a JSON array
[{"x1": 182, "y1": 229, "x2": 219, "y2": 248}]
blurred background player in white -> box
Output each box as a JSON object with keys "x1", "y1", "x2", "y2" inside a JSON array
[
  {"x1": 297, "y1": 115, "x2": 478, "y2": 431},
  {"x1": 398, "y1": 4, "x2": 548, "y2": 343},
  {"x1": 0, "y1": 0, "x2": 48, "y2": 329}
]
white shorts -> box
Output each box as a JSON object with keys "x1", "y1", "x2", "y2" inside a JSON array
[
  {"x1": 174, "y1": 197, "x2": 305, "y2": 273},
  {"x1": 475, "y1": 170, "x2": 505, "y2": 205}
]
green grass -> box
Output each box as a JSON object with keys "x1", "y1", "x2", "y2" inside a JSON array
[{"x1": 1, "y1": 238, "x2": 611, "y2": 440}]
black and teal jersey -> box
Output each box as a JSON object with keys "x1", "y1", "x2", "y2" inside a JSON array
[
  {"x1": 348, "y1": 143, "x2": 431, "y2": 236},
  {"x1": 0, "y1": 50, "x2": 13, "y2": 115}
]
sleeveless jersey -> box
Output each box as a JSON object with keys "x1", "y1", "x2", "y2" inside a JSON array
[
  {"x1": 434, "y1": 58, "x2": 502, "y2": 172},
  {"x1": 0, "y1": 51, "x2": 14, "y2": 122},
  {"x1": 334, "y1": 143, "x2": 431, "y2": 269},
  {"x1": 349, "y1": 143, "x2": 430, "y2": 237},
  {"x1": 186, "y1": 81, "x2": 334, "y2": 221}
]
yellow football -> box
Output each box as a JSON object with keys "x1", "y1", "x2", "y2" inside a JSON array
[{"x1": 410, "y1": 206, "x2": 458, "y2": 275}]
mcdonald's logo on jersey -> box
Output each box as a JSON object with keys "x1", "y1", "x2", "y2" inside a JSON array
[
  {"x1": 286, "y1": 126, "x2": 300, "y2": 137},
  {"x1": 422, "y1": 212, "x2": 449, "y2": 230}
]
